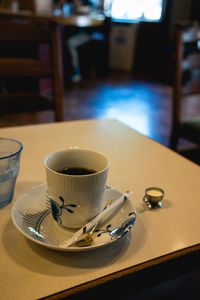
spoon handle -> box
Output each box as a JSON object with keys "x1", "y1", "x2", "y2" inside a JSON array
[{"x1": 75, "y1": 199, "x2": 113, "y2": 247}]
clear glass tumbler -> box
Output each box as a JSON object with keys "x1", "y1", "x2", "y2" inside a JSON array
[{"x1": 0, "y1": 138, "x2": 23, "y2": 208}]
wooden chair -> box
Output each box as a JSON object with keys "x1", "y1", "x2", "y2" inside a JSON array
[
  {"x1": 0, "y1": 15, "x2": 64, "y2": 121},
  {"x1": 170, "y1": 21, "x2": 200, "y2": 149}
]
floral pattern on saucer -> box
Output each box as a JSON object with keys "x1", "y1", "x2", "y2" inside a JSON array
[
  {"x1": 12, "y1": 183, "x2": 136, "y2": 252},
  {"x1": 95, "y1": 211, "x2": 136, "y2": 240}
]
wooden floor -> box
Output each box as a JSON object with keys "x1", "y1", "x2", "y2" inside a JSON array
[{"x1": 0, "y1": 71, "x2": 200, "y2": 163}]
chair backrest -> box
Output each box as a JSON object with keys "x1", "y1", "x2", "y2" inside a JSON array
[
  {"x1": 0, "y1": 16, "x2": 51, "y2": 43},
  {"x1": 173, "y1": 21, "x2": 200, "y2": 122},
  {"x1": 0, "y1": 14, "x2": 64, "y2": 121}
]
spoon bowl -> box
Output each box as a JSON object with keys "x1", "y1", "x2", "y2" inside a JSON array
[{"x1": 109, "y1": 212, "x2": 136, "y2": 240}]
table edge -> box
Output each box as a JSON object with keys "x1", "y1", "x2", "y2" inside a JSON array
[{"x1": 42, "y1": 243, "x2": 200, "y2": 299}]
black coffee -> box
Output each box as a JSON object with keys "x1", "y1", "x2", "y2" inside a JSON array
[{"x1": 57, "y1": 167, "x2": 96, "y2": 175}]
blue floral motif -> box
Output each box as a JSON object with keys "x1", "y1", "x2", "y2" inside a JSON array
[
  {"x1": 95, "y1": 224, "x2": 113, "y2": 237},
  {"x1": 22, "y1": 209, "x2": 51, "y2": 242},
  {"x1": 49, "y1": 195, "x2": 77, "y2": 225},
  {"x1": 95, "y1": 211, "x2": 136, "y2": 240}
]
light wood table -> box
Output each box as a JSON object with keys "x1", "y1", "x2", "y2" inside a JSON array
[{"x1": 0, "y1": 119, "x2": 200, "y2": 299}]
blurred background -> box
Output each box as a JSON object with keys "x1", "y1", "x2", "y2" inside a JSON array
[{"x1": 0, "y1": 0, "x2": 200, "y2": 163}]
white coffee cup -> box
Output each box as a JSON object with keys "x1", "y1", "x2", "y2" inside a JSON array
[{"x1": 44, "y1": 148, "x2": 109, "y2": 228}]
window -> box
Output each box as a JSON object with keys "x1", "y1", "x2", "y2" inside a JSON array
[{"x1": 104, "y1": 0, "x2": 164, "y2": 22}]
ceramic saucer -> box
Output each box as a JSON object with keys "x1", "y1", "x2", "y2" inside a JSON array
[{"x1": 12, "y1": 183, "x2": 136, "y2": 252}]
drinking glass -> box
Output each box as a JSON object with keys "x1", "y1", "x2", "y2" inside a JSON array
[{"x1": 0, "y1": 138, "x2": 23, "y2": 208}]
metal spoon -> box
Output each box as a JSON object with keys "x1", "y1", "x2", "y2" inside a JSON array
[
  {"x1": 76, "y1": 199, "x2": 113, "y2": 247},
  {"x1": 109, "y1": 212, "x2": 136, "y2": 240}
]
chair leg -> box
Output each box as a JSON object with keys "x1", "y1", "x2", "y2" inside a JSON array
[
  {"x1": 51, "y1": 24, "x2": 64, "y2": 122},
  {"x1": 54, "y1": 94, "x2": 63, "y2": 122},
  {"x1": 169, "y1": 124, "x2": 179, "y2": 150}
]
